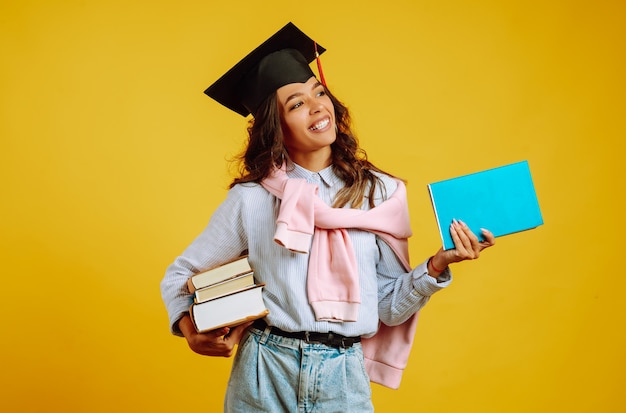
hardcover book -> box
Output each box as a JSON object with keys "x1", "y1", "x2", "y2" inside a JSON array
[
  {"x1": 193, "y1": 273, "x2": 255, "y2": 303},
  {"x1": 187, "y1": 255, "x2": 252, "y2": 293},
  {"x1": 428, "y1": 160, "x2": 543, "y2": 250},
  {"x1": 190, "y1": 283, "x2": 269, "y2": 333}
]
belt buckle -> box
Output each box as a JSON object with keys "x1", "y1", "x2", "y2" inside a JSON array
[{"x1": 304, "y1": 331, "x2": 351, "y2": 348}]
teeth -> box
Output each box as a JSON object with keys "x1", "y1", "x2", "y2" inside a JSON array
[{"x1": 309, "y1": 118, "x2": 329, "y2": 131}]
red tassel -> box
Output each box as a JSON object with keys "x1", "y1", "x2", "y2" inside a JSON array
[{"x1": 314, "y1": 41, "x2": 327, "y2": 87}]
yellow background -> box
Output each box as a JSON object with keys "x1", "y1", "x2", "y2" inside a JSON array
[{"x1": 2, "y1": 0, "x2": 624, "y2": 412}]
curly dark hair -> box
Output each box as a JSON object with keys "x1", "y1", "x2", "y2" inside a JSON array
[{"x1": 229, "y1": 85, "x2": 396, "y2": 209}]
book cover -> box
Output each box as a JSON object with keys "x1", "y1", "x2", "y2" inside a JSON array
[
  {"x1": 193, "y1": 272, "x2": 255, "y2": 303},
  {"x1": 187, "y1": 255, "x2": 252, "y2": 292},
  {"x1": 428, "y1": 160, "x2": 543, "y2": 250},
  {"x1": 190, "y1": 283, "x2": 269, "y2": 333}
]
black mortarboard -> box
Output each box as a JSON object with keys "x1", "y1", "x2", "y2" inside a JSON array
[{"x1": 203, "y1": 22, "x2": 326, "y2": 117}]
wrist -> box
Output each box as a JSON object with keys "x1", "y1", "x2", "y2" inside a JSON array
[
  {"x1": 428, "y1": 255, "x2": 447, "y2": 274},
  {"x1": 176, "y1": 313, "x2": 194, "y2": 337}
]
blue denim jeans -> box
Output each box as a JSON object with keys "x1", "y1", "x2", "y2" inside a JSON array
[{"x1": 224, "y1": 325, "x2": 374, "y2": 413}]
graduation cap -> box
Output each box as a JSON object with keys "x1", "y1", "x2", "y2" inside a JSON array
[{"x1": 204, "y1": 22, "x2": 326, "y2": 117}]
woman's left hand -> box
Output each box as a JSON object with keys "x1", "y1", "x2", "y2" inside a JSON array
[{"x1": 429, "y1": 219, "x2": 496, "y2": 274}]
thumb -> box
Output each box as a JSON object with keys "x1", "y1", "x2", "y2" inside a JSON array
[{"x1": 224, "y1": 321, "x2": 254, "y2": 342}]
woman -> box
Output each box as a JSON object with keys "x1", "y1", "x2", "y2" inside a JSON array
[{"x1": 161, "y1": 22, "x2": 495, "y2": 412}]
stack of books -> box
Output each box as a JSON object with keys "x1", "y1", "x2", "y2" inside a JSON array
[{"x1": 187, "y1": 255, "x2": 269, "y2": 333}]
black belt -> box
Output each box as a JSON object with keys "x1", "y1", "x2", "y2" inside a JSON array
[{"x1": 253, "y1": 319, "x2": 361, "y2": 349}]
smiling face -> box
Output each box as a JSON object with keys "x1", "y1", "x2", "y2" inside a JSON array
[{"x1": 276, "y1": 76, "x2": 336, "y2": 171}]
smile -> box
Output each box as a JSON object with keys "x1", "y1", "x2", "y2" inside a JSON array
[{"x1": 309, "y1": 118, "x2": 330, "y2": 131}]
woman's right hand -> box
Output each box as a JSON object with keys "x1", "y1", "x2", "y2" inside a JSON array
[{"x1": 177, "y1": 314, "x2": 253, "y2": 357}]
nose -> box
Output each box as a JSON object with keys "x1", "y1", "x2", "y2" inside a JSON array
[{"x1": 309, "y1": 100, "x2": 323, "y2": 114}]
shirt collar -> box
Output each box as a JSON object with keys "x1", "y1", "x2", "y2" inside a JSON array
[{"x1": 286, "y1": 162, "x2": 341, "y2": 188}]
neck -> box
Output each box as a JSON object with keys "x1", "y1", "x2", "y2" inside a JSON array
[{"x1": 289, "y1": 149, "x2": 332, "y2": 172}]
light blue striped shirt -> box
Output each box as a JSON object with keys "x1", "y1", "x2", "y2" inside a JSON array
[{"x1": 161, "y1": 163, "x2": 451, "y2": 337}]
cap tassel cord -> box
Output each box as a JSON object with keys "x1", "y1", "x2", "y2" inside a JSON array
[{"x1": 314, "y1": 42, "x2": 327, "y2": 87}]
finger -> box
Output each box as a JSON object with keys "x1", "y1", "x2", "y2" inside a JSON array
[
  {"x1": 227, "y1": 321, "x2": 253, "y2": 337},
  {"x1": 452, "y1": 220, "x2": 473, "y2": 252},
  {"x1": 448, "y1": 221, "x2": 465, "y2": 253},
  {"x1": 205, "y1": 326, "x2": 230, "y2": 338},
  {"x1": 458, "y1": 220, "x2": 483, "y2": 254},
  {"x1": 479, "y1": 228, "x2": 496, "y2": 248},
  {"x1": 455, "y1": 220, "x2": 486, "y2": 259},
  {"x1": 224, "y1": 322, "x2": 253, "y2": 343}
]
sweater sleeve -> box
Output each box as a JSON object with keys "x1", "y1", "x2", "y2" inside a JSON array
[{"x1": 272, "y1": 178, "x2": 316, "y2": 253}]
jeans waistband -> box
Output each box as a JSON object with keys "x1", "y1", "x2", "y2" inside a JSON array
[{"x1": 252, "y1": 319, "x2": 361, "y2": 349}]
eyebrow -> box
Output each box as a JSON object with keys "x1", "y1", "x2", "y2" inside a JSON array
[{"x1": 283, "y1": 81, "x2": 323, "y2": 106}]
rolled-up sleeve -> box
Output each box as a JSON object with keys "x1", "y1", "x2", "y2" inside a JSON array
[{"x1": 376, "y1": 239, "x2": 452, "y2": 326}]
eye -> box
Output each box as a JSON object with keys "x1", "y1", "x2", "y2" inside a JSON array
[
  {"x1": 289, "y1": 101, "x2": 303, "y2": 111},
  {"x1": 315, "y1": 89, "x2": 326, "y2": 98}
]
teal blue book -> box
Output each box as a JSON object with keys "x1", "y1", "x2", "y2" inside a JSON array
[{"x1": 428, "y1": 160, "x2": 543, "y2": 250}]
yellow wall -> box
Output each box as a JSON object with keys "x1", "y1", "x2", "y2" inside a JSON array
[{"x1": 2, "y1": 1, "x2": 624, "y2": 412}]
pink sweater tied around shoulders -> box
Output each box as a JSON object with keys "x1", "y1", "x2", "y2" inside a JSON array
[{"x1": 261, "y1": 166, "x2": 421, "y2": 389}]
